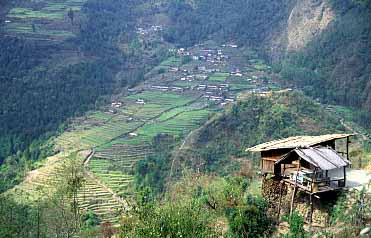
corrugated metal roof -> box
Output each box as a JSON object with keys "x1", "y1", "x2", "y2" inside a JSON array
[
  {"x1": 246, "y1": 134, "x2": 354, "y2": 152},
  {"x1": 275, "y1": 147, "x2": 351, "y2": 170}
]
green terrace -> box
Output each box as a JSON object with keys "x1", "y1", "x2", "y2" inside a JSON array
[
  {"x1": 160, "y1": 56, "x2": 182, "y2": 67},
  {"x1": 4, "y1": 0, "x2": 87, "y2": 40},
  {"x1": 208, "y1": 72, "x2": 230, "y2": 82},
  {"x1": 248, "y1": 59, "x2": 271, "y2": 71},
  {"x1": 8, "y1": 7, "x2": 65, "y2": 20},
  {"x1": 87, "y1": 103, "x2": 211, "y2": 197}
]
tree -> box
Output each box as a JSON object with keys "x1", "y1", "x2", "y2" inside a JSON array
[
  {"x1": 68, "y1": 8, "x2": 74, "y2": 25},
  {"x1": 282, "y1": 212, "x2": 308, "y2": 238},
  {"x1": 227, "y1": 196, "x2": 271, "y2": 238},
  {"x1": 40, "y1": 153, "x2": 86, "y2": 238}
]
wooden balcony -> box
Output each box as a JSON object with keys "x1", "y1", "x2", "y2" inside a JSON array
[{"x1": 282, "y1": 173, "x2": 345, "y2": 194}]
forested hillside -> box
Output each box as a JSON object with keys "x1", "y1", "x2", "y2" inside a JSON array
[
  {"x1": 279, "y1": 0, "x2": 371, "y2": 128},
  {"x1": 164, "y1": 0, "x2": 371, "y2": 128},
  {"x1": 0, "y1": 0, "x2": 147, "y2": 165},
  {"x1": 177, "y1": 91, "x2": 346, "y2": 174},
  {"x1": 1, "y1": 0, "x2": 369, "y2": 174},
  {"x1": 135, "y1": 91, "x2": 348, "y2": 192},
  {"x1": 1, "y1": 0, "x2": 371, "y2": 237}
]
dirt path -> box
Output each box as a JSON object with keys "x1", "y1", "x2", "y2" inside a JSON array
[{"x1": 83, "y1": 149, "x2": 95, "y2": 166}]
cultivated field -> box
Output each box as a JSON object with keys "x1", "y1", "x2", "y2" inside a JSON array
[
  {"x1": 9, "y1": 39, "x2": 279, "y2": 224},
  {"x1": 3, "y1": 0, "x2": 86, "y2": 40}
]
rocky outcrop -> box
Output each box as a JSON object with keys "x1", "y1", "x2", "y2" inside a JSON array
[
  {"x1": 286, "y1": 0, "x2": 334, "y2": 52},
  {"x1": 266, "y1": 0, "x2": 334, "y2": 62}
]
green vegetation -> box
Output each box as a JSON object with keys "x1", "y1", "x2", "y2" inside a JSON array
[
  {"x1": 282, "y1": 212, "x2": 308, "y2": 238},
  {"x1": 8, "y1": 7, "x2": 65, "y2": 20},
  {"x1": 160, "y1": 56, "x2": 182, "y2": 67},
  {"x1": 209, "y1": 72, "x2": 229, "y2": 82},
  {"x1": 277, "y1": 1, "x2": 371, "y2": 128},
  {"x1": 0, "y1": 0, "x2": 147, "y2": 190},
  {"x1": 165, "y1": 0, "x2": 370, "y2": 130},
  {"x1": 184, "y1": 91, "x2": 345, "y2": 174},
  {"x1": 135, "y1": 134, "x2": 178, "y2": 195},
  {"x1": 1, "y1": 0, "x2": 370, "y2": 237},
  {"x1": 121, "y1": 175, "x2": 269, "y2": 238},
  {"x1": 0, "y1": 154, "x2": 87, "y2": 238}
]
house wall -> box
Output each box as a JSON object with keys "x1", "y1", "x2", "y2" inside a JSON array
[
  {"x1": 262, "y1": 159, "x2": 276, "y2": 174},
  {"x1": 261, "y1": 149, "x2": 291, "y2": 174}
]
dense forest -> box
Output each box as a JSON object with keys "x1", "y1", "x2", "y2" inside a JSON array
[
  {"x1": 0, "y1": 0, "x2": 150, "y2": 191},
  {"x1": 279, "y1": 0, "x2": 371, "y2": 128}
]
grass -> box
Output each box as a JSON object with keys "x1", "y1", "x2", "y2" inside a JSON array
[
  {"x1": 229, "y1": 82, "x2": 254, "y2": 91},
  {"x1": 160, "y1": 56, "x2": 182, "y2": 67},
  {"x1": 172, "y1": 81, "x2": 199, "y2": 87},
  {"x1": 208, "y1": 72, "x2": 229, "y2": 82},
  {"x1": 5, "y1": 0, "x2": 87, "y2": 39},
  {"x1": 249, "y1": 59, "x2": 271, "y2": 71},
  {"x1": 135, "y1": 108, "x2": 210, "y2": 141},
  {"x1": 8, "y1": 8, "x2": 65, "y2": 20}
]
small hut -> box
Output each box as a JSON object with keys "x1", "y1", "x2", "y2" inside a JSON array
[
  {"x1": 246, "y1": 134, "x2": 353, "y2": 176},
  {"x1": 275, "y1": 146, "x2": 351, "y2": 193}
]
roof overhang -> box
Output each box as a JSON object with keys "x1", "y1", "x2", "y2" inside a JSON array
[
  {"x1": 275, "y1": 146, "x2": 351, "y2": 171},
  {"x1": 246, "y1": 134, "x2": 355, "y2": 152}
]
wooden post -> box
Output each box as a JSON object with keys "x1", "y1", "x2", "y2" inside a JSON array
[
  {"x1": 277, "y1": 182, "x2": 283, "y2": 221},
  {"x1": 346, "y1": 136, "x2": 349, "y2": 161},
  {"x1": 290, "y1": 186, "x2": 297, "y2": 217},
  {"x1": 343, "y1": 166, "x2": 346, "y2": 187},
  {"x1": 309, "y1": 194, "x2": 313, "y2": 231}
]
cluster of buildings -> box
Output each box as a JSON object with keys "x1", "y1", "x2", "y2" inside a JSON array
[
  {"x1": 108, "y1": 102, "x2": 123, "y2": 113},
  {"x1": 151, "y1": 85, "x2": 184, "y2": 92},
  {"x1": 136, "y1": 25, "x2": 163, "y2": 36}
]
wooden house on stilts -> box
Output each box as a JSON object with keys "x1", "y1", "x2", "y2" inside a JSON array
[{"x1": 246, "y1": 134, "x2": 354, "y2": 224}]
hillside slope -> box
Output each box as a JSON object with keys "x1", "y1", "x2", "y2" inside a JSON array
[
  {"x1": 0, "y1": 0, "x2": 144, "y2": 164},
  {"x1": 165, "y1": 0, "x2": 371, "y2": 127},
  {"x1": 176, "y1": 91, "x2": 348, "y2": 174}
]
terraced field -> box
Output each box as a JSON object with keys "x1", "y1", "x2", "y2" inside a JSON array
[
  {"x1": 3, "y1": 0, "x2": 86, "y2": 40},
  {"x1": 84, "y1": 93, "x2": 212, "y2": 199},
  {"x1": 78, "y1": 174, "x2": 127, "y2": 224},
  {"x1": 89, "y1": 144, "x2": 153, "y2": 197},
  {"x1": 209, "y1": 72, "x2": 230, "y2": 82},
  {"x1": 8, "y1": 40, "x2": 277, "y2": 225},
  {"x1": 160, "y1": 56, "x2": 182, "y2": 67},
  {"x1": 8, "y1": 151, "x2": 127, "y2": 223}
]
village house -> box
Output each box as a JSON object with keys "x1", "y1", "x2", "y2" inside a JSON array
[
  {"x1": 111, "y1": 102, "x2": 122, "y2": 108},
  {"x1": 246, "y1": 134, "x2": 352, "y2": 179},
  {"x1": 136, "y1": 99, "x2": 145, "y2": 104},
  {"x1": 246, "y1": 134, "x2": 357, "y2": 223},
  {"x1": 171, "y1": 87, "x2": 183, "y2": 92},
  {"x1": 196, "y1": 74, "x2": 208, "y2": 80},
  {"x1": 169, "y1": 67, "x2": 179, "y2": 72},
  {"x1": 151, "y1": 85, "x2": 169, "y2": 91}
]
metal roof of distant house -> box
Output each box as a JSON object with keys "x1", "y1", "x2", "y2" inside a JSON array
[
  {"x1": 275, "y1": 146, "x2": 351, "y2": 170},
  {"x1": 246, "y1": 134, "x2": 354, "y2": 152}
]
